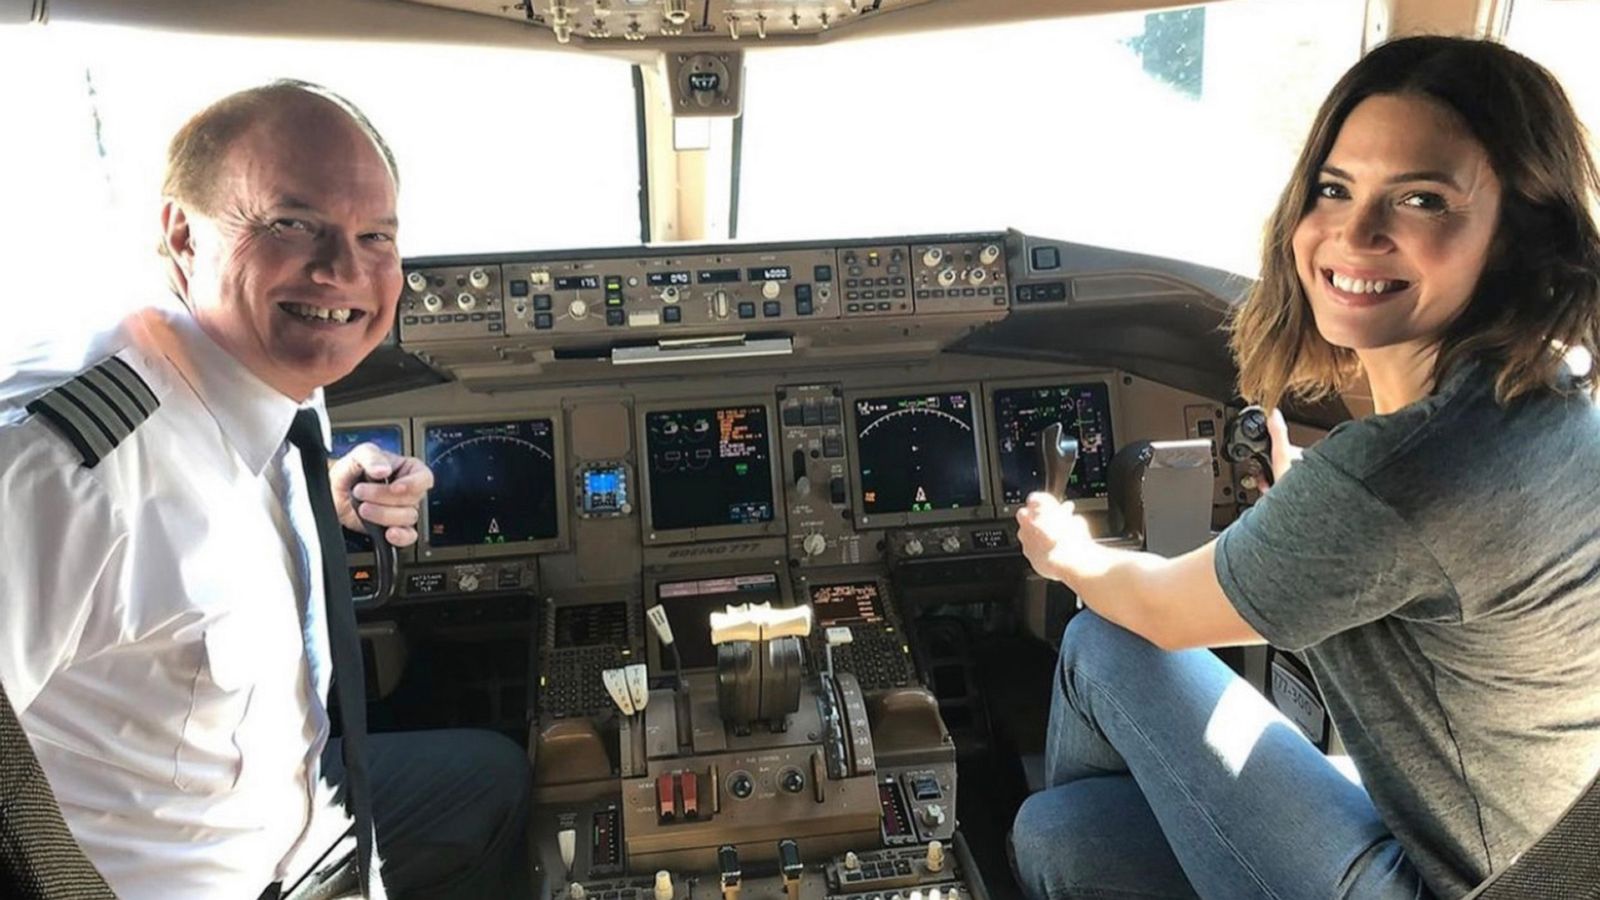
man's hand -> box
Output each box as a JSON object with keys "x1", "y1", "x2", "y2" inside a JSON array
[
  {"x1": 1015, "y1": 492, "x2": 1112, "y2": 590},
  {"x1": 330, "y1": 444, "x2": 434, "y2": 548},
  {"x1": 1265, "y1": 408, "x2": 1304, "y2": 486}
]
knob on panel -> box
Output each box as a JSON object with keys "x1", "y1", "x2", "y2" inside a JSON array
[
  {"x1": 406, "y1": 271, "x2": 428, "y2": 292},
  {"x1": 468, "y1": 267, "x2": 491, "y2": 289},
  {"x1": 422, "y1": 293, "x2": 443, "y2": 312}
]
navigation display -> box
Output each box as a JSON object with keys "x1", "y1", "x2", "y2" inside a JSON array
[
  {"x1": 656, "y1": 573, "x2": 782, "y2": 670},
  {"x1": 645, "y1": 405, "x2": 774, "y2": 531},
  {"x1": 423, "y1": 418, "x2": 559, "y2": 548},
  {"x1": 331, "y1": 424, "x2": 406, "y2": 556},
  {"x1": 854, "y1": 391, "x2": 983, "y2": 515},
  {"x1": 810, "y1": 582, "x2": 884, "y2": 627},
  {"x1": 993, "y1": 383, "x2": 1116, "y2": 503}
]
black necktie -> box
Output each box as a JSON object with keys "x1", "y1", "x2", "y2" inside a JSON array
[{"x1": 287, "y1": 409, "x2": 376, "y2": 897}]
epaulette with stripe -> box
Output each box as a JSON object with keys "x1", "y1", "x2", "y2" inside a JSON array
[{"x1": 25, "y1": 356, "x2": 160, "y2": 468}]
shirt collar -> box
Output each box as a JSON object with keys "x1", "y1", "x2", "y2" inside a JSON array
[{"x1": 138, "y1": 305, "x2": 322, "y2": 476}]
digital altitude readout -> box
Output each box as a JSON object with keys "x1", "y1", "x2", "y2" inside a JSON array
[
  {"x1": 645, "y1": 405, "x2": 774, "y2": 531},
  {"x1": 855, "y1": 392, "x2": 983, "y2": 515},
  {"x1": 423, "y1": 418, "x2": 559, "y2": 548},
  {"x1": 747, "y1": 266, "x2": 791, "y2": 282},
  {"x1": 332, "y1": 424, "x2": 405, "y2": 555},
  {"x1": 992, "y1": 383, "x2": 1116, "y2": 503}
]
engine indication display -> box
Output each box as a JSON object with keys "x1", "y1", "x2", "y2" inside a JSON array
[
  {"x1": 645, "y1": 405, "x2": 775, "y2": 532},
  {"x1": 855, "y1": 392, "x2": 983, "y2": 515},
  {"x1": 332, "y1": 424, "x2": 406, "y2": 556},
  {"x1": 992, "y1": 382, "x2": 1116, "y2": 503},
  {"x1": 423, "y1": 418, "x2": 560, "y2": 548}
]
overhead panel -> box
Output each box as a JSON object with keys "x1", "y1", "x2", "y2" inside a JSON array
[{"x1": 399, "y1": 0, "x2": 939, "y2": 44}]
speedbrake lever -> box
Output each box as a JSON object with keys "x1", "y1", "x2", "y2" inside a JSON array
[{"x1": 1039, "y1": 422, "x2": 1080, "y2": 501}]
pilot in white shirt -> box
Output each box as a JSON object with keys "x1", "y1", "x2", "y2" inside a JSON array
[{"x1": 0, "y1": 81, "x2": 530, "y2": 899}]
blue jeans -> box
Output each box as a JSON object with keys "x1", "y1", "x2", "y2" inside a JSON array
[{"x1": 1011, "y1": 612, "x2": 1431, "y2": 900}]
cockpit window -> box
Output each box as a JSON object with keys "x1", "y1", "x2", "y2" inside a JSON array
[
  {"x1": 1505, "y1": 0, "x2": 1600, "y2": 170},
  {"x1": 0, "y1": 24, "x2": 640, "y2": 334},
  {"x1": 735, "y1": 0, "x2": 1365, "y2": 277}
]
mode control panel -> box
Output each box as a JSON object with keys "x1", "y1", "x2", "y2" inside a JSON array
[
  {"x1": 499, "y1": 248, "x2": 839, "y2": 337},
  {"x1": 912, "y1": 240, "x2": 1008, "y2": 313},
  {"x1": 398, "y1": 265, "x2": 506, "y2": 339},
  {"x1": 395, "y1": 234, "x2": 1013, "y2": 345},
  {"x1": 778, "y1": 384, "x2": 863, "y2": 566}
]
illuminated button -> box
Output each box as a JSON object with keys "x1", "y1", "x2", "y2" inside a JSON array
[
  {"x1": 762, "y1": 301, "x2": 781, "y2": 318},
  {"x1": 737, "y1": 302, "x2": 756, "y2": 319},
  {"x1": 534, "y1": 313, "x2": 553, "y2": 330},
  {"x1": 606, "y1": 309, "x2": 625, "y2": 326},
  {"x1": 663, "y1": 306, "x2": 682, "y2": 323}
]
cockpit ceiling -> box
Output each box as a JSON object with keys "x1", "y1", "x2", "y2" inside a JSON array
[
  {"x1": 405, "y1": 0, "x2": 941, "y2": 44},
  {"x1": 399, "y1": 0, "x2": 1207, "y2": 45}
]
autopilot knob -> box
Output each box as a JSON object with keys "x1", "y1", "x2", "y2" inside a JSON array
[
  {"x1": 903, "y1": 538, "x2": 924, "y2": 557},
  {"x1": 802, "y1": 533, "x2": 827, "y2": 557},
  {"x1": 712, "y1": 290, "x2": 731, "y2": 319},
  {"x1": 569, "y1": 299, "x2": 590, "y2": 319},
  {"x1": 924, "y1": 805, "x2": 947, "y2": 828},
  {"x1": 940, "y1": 535, "x2": 961, "y2": 554},
  {"x1": 844, "y1": 851, "x2": 860, "y2": 871},
  {"x1": 762, "y1": 280, "x2": 782, "y2": 300}
]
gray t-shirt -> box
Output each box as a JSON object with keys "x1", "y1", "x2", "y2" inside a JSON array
[{"x1": 1215, "y1": 361, "x2": 1600, "y2": 898}]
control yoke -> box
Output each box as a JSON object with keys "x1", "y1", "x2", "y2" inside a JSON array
[{"x1": 1039, "y1": 422, "x2": 1080, "y2": 501}]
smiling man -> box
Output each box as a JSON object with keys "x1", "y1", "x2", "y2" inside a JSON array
[{"x1": 0, "y1": 82, "x2": 530, "y2": 900}]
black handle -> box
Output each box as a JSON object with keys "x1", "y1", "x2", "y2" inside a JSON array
[
  {"x1": 356, "y1": 480, "x2": 398, "y2": 605},
  {"x1": 1039, "y1": 422, "x2": 1081, "y2": 501}
]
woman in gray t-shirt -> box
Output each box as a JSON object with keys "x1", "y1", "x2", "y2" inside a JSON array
[{"x1": 1011, "y1": 36, "x2": 1600, "y2": 900}]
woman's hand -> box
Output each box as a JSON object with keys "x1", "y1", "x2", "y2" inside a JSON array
[
  {"x1": 1015, "y1": 492, "x2": 1111, "y2": 588},
  {"x1": 1266, "y1": 409, "x2": 1304, "y2": 486}
]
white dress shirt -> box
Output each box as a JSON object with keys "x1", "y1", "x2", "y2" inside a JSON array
[{"x1": 0, "y1": 302, "x2": 352, "y2": 898}]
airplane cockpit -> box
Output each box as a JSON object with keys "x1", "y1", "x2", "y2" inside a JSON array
[{"x1": 3, "y1": 1, "x2": 1596, "y2": 898}]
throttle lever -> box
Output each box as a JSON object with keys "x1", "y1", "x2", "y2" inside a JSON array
[{"x1": 1039, "y1": 422, "x2": 1080, "y2": 501}]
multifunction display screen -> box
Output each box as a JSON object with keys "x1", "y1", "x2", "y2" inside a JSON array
[
  {"x1": 423, "y1": 418, "x2": 559, "y2": 547},
  {"x1": 645, "y1": 406, "x2": 774, "y2": 531},
  {"x1": 855, "y1": 392, "x2": 983, "y2": 514},
  {"x1": 810, "y1": 582, "x2": 885, "y2": 628},
  {"x1": 331, "y1": 424, "x2": 405, "y2": 555},
  {"x1": 992, "y1": 383, "x2": 1116, "y2": 503}
]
